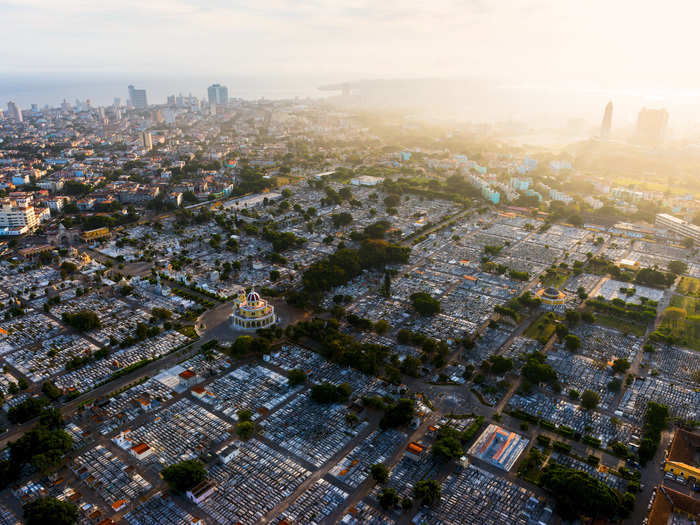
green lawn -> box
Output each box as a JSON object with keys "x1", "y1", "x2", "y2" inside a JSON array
[
  {"x1": 591, "y1": 312, "x2": 647, "y2": 337},
  {"x1": 524, "y1": 313, "x2": 559, "y2": 344},
  {"x1": 669, "y1": 294, "x2": 700, "y2": 315},
  {"x1": 541, "y1": 269, "x2": 571, "y2": 288},
  {"x1": 676, "y1": 276, "x2": 700, "y2": 298},
  {"x1": 659, "y1": 294, "x2": 700, "y2": 350}
]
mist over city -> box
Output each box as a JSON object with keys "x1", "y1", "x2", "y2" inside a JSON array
[{"x1": 0, "y1": 2, "x2": 699, "y2": 525}]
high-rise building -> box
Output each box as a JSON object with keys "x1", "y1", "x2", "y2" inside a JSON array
[
  {"x1": 128, "y1": 85, "x2": 148, "y2": 109},
  {"x1": 207, "y1": 84, "x2": 229, "y2": 106},
  {"x1": 113, "y1": 97, "x2": 121, "y2": 107},
  {"x1": 0, "y1": 194, "x2": 39, "y2": 234},
  {"x1": 636, "y1": 107, "x2": 668, "y2": 145},
  {"x1": 600, "y1": 101, "x2": 613, "y2": 140},
  {"x1": 140, "y1": 131, "x2": 153, "y2": 151},
  {"x1": 6, "y1": 101, "x2": 23, "y2": 122}
]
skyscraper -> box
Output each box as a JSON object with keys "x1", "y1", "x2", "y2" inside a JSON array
[
  {"x1": 600, "y1": 101, "x2": 613, "y2": 140},
  {"x1": 207, "y1": 84, "x2": 229, "y2": 106},
  {"x1": 140, "y1": 131, "x2": 153, "y2": 151},
  {"x1": 128, "y1": 85, "x2": 148, "y2": 109},
  {"x1": 6, "y1": 101, "x2": 22, "y2": 122},
  {"x1": 636, "y1": 107, "x2": 668, "y2": 146}
]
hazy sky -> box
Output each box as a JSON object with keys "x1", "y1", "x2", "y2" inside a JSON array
[{"x1": 2, "y1": 0, "x2": 698, "y2": 92}]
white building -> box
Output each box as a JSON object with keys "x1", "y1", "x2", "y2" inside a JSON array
[
  {"x1": 350, "y1": 175, "x2": 383, "y2": 186},
  {"x1": 0, "y1": 196, "x2": 40, "y2": 234},
  {"x1": 655, "y1": 213, "x2": 700, "y2": 244}
]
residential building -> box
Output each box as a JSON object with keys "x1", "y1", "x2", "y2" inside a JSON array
[
  {"x1": 0, "y1": 195, "x2": 40, "y2": 234},
  {"x1": 141, "y1": 131, "x2": 153, "y2": 151},
  {"x1": 655, "y1": 213, "x2": 700, "y2": 244}
]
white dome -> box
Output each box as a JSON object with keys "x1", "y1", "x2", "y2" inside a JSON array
[{"x1": 246, "y1": 291, "x2": 261, "y2": 303}]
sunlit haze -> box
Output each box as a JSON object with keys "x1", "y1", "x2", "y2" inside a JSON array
[{"x1": 3, "y1": 0, "x2": 700, "y2": 125}]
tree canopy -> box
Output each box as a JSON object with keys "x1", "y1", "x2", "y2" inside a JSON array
[
  {"x1": 161, "y1": 460, "x2": 206, "y2": 492},
  {"x1": 24, "y1": 497, "x2": 78, "y2": 525},
  {"x1": 540, "y1": 464, "x2": 623, "y2": 520},
  {"x1": 61, "y1": 310, "x2": 101, "y2": 331},
  {"x1": 410, "y1": 292, "x2": 441, "y2": 316},
  {"x1": 413, "y1": 479, "x2": 441, "y2": 506}
]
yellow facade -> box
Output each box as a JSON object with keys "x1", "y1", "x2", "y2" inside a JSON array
[
  {"x1": 81, "y1": 227, "x2": 110, "y2": 240},
  {"x1": 664, "y1": 461, "x2": 700, "y2": 480}
]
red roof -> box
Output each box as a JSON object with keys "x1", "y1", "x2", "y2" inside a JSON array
[
  {"x1": 179, "y1": 370, "x2": 196, "y2": 380},
  {"x1": 131, "y1": 443, "x2": 150, "y2": 454}
]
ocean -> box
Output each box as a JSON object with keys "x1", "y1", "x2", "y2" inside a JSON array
[{"x1": 0, "y1": 72, "x2": 336, "y2": 108}]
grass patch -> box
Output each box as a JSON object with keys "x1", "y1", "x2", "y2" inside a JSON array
[
  {"x1": 590, "y1": 311, "x2": 647, "y2": 337},
  {"x1": 524, "y1": 313, "x2": 560, "y2": 344},
  {"x1": 177, "y1": 325, "x2": 198, "y2": 339},
  {"x1": 669, "y1": 294, "x2": 700, "y2": 314},
  {"x1": 677, "y1": 276, "x2": 700, "y2": 297},
  {"x1": 540, "y1": 268, "x2": 571, "y2": 288},
  {"x1": 654, "y1": 294, "x2": 700, "y2": 350}
]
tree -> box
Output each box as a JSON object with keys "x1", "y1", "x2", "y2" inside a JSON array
[
  {"x1": 287, "y1": 368, "x2": 306, "y2": 387},
  {"x1": 413, "y1": 479, "x2": 441, "y2": 506},
  {"x1": 9, "y1": 426, "x2": 72, "y2": 473},
  {"x1": 489, "y1": 355, "x2": 514, "y2": 375},
  {"x1": 664, "y1": 306, "x2": 687, "y2": 329},
  {"x1": 400, "y1": 356, "x2": 421, "y2": 377},
  {"x1": 24, "y1": 497, "x2": 78, "y2": 525},
  {"x1": 236, "y1": 420, "x2": 255, "y2": 440},
  {"x1": 59, "y1": 261, "x2": 78, "y2": 274},
  {"x1": 383, "y1": 194, "x2": 401, "y2": 208},
  {"x1": 161, "y1": 460, "x2": 206, "y2": 492},
  {"x1": 564, "y1": 334, "x2": 581, "y2": 352},
  {"x1": 639, "y1": 401, "x2": 669, "y2": 464},
  {"x1": 152, "y1": 307, "x2": 172, "y2": 320},
  {"x1": 39, "y1": 408, "x2": 63, "y2": 430},
  {"x1": 374, "y1": 319, "x2": 390, "y2": 335},
  {"x1": 370, "y1": 463, "x2": 389, "y2": 484},
  {"x1": 8, "y1": 397, "x2": 47, "y2": 423},
  {"x1": 668, "y1": 260, "x2": 688, "y2": 275},
  {"x1": 608, "y1": 377, "x2": 623, "y2": 392},
  {"x1": 612, "y1": 358, "x2": 630, "y2": 374},
  {"x1": 581, "y1": 311, "x2": 595, "y2": 323},
  {"x1": 565, "y1": 310, "x2": 581, "y2": 327},
  {"x1": 237, "y1": 409, "x2": 252, "y2": 422},
  {"x1": 581, "y1": 390, "x2": 600, "y2": 410},
  {"x1": 380, "y1": 272, "x2": 391, "y2": 298},
  {"x1": 311, "y1": 382, "x2": 351, "y2": 404},
  {"x1": 378, "y1": 487, "x2": 399, "y2": 509},
  {"x1": 432, "y1": 427, "x2": 463, "y2": 461},
  {"x1": 410, "y1": 292, "x2": 441, "y2": 316},
  {"x1": 539, "y1": 463, "x2": 622, "y2": 520},
  {"x1": 61, "y1": 310, "x2": 101, "y2": 331},
  {"x1": 380, "y1": 398, "x2": 415, "y2": 429},
  {"x1": 331, "y1": 212, "x2": 353, "y2": 228}
]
